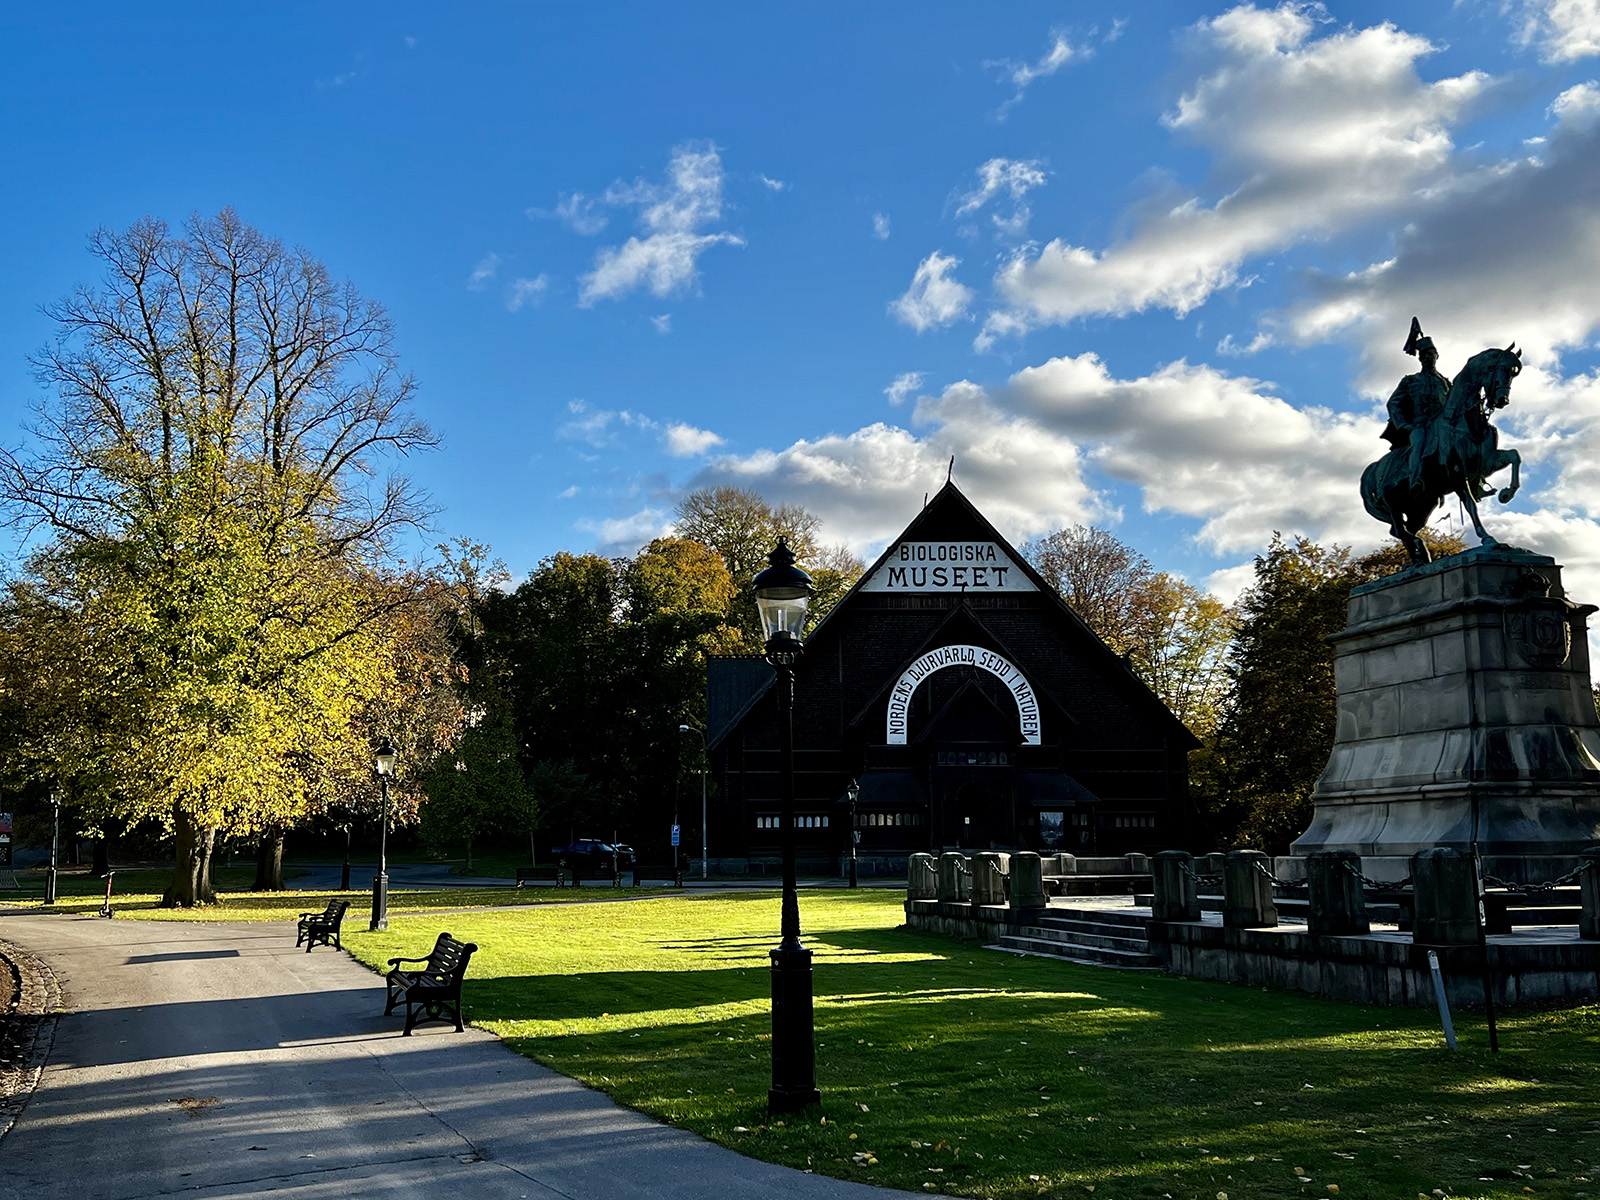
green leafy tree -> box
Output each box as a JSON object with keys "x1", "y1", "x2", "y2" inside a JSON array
[
  {"x1": 1208, "y1": 530, "x2": 1465, "y2": 852},
  {"x1": 0, "y1": 211, "x2": 439, "y2": 904}
]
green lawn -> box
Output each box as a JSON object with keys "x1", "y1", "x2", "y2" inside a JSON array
[
  {"x1": 343, "y1": 890, "x2": 1600, "y2": 1200},
  {"x1": 0, "y1": 865, "x2": 632, "y2": 919}
]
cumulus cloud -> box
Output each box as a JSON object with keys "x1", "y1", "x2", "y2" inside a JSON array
[
  {"x1": 578, "y1": 143, "x2": 746, "y2": 305},
  {"x1": 956, "y1": 158, "x2": 1048, "y2": 238},
  {"x1": 577, "y1": 507, "x2": 674, "y2": 553},
  {"x1": 988, "y1": 31, "x2": 1085, "y2": 118},
  {"x1": 884, "y1": 371, "x2": 926, "y2": 405},
  {"x1": 890, "y1": 251, "x2": 975, "y2": 332},
  {"x1": 662, "y1": 423, "x2": 725, "y2": 457},
  {"x1": 872, "y1": 212, "x2": 891, "y2": 240},
  {"x1": 1282, "y1": 80, "x2": 1600, "y2": 389},
  {"x1": 1506, "y1": 0, "x2": 1600, "y2": 62},
  {"x1": 978, "y1": 4, "x2": 1490, "y2": 343},
  {"x1": 688, "y1": 384, "x2": 1106, "y2": 554},
  {"x1": 466, "y1": 252, "x2": 499, "y2": 291},
  {"x1": 506, "y1": 275, "x2": 549, "y2": 311}
]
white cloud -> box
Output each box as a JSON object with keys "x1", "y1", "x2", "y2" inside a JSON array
[
  {"x1": 890, "y1": 251, "x2": 975, "y2": 332},
  {"x1": 579, "y1": 143, "x2": 746, "y2": 305},
  {"x1": 559, "y1": 485, "x2": 580, "y2": 499},
  {"x1": 650, "y1": 314, "x2": 672, "y2": 335},
  {"x1": 559, "y1": 399, "x2": 656, "y2": 448},
  {"x1": 872, "y1": 212, "x2": 891, "y2": 240},
  {"x1": 688, "y1": 383, "x2": 1106, "y2": 554},
  {"x1": 979, "y1": 5, "x2": 1491, "y2": 342},
  {"x1": 662, "y1": 423, "x2": 725, "y2": 457},
  {"x1": 577, "y1": 508, "x2": 673, "y2": 554},
  {"x1": 466, "y1": 253, "x2": 499, "y2": 291},
  {"x1": 1506, "y1": 0, "x2": 1600, "y2": 62},
  {"x1": 955, "y1": 158, "x2": 1048, "y2": 238},
  {"x1": 506, "y1": 275, "x2": 549, "y2": 312},
  {"x1": 529, "y1": 192, "x2": 609, "y2": 236},
  {"x1": 757, "y1": 173, "x2": 788, "y2": 191},
  {"x1": 1282, "y1": 80, "x2": 1600, "y2": 390},
  {"x1": 884, "y1": 371, "x2": 926, "y2": 405},
  {"x1": 988, "y1": 31, "x2": 1084, "y2": 118}
]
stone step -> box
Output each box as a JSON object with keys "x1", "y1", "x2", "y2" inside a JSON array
[
  {"x1": 1038, "y1": 907, "x2": 1151, "y2": 930},
  {"x1": 988, "y1": 935, "x2": 1162, "y2": 970},
  {"x1": 1011, "y1": 924, "x2": 1150, "y2": 954}
]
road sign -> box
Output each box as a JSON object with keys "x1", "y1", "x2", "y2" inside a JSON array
[{"x1": 670, "y1": 824, "x2": 680, "y2": 847}]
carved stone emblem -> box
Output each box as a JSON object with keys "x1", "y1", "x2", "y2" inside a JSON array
[{"x1": 1506, "y1": 604, "x2": 1571, "y2": 668}]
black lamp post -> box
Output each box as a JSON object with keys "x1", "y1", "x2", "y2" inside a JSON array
[
  {"x1": 846, "y1": 777, "x2": 860, "y2": 889},
  {"x1": 679, "y1": 723, "x2": 708, "y2": 880},
  {"x1": 370, "y1": 738, "x2": 397, "y2": 932},
  {"x1": 752, "y1": 537, "x2": 820, "y2": 1113},
  {"x1": 44, "y1": 787, "x2": 60, "y2": 905}
]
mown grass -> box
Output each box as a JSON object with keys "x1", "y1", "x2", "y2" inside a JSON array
[
  {"x1": 345, "y1": 890, "x2": 1600, "y2": 1200},
  {"x1": 0, "y1": 864, "x2": 632, "y2": 919}
]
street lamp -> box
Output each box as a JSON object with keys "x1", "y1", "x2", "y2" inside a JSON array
[
  {"x1": 370, "y1": 737, "x2": 397, "y2": 932},
  {"x1": 752, "y1": 537, "x2": 819, "y2": 1113},
  {"x1": 44, "y1": 787, "x2": 60, "y2": 905},
  {"x1": 846, "y1": 778, "x2": 860, "y2": 889},
  {"x1": 679, "y1": 723, "x2": 708, "y2": 880}
]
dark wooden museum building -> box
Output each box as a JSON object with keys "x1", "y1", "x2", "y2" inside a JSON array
[{"x1": 705, "y1": 483, "x2": 1198, "y2": 872}]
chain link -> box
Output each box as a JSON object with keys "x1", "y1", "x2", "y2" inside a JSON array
[
  {"x1": 1178, "y1": 861, "x2": 1224, "y2": 888},
  {"x1": 1340, "y1": 859, "x2": 1413, "y2": 890}
]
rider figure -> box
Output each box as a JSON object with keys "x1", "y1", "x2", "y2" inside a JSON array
[{"x1": 1382, "y1": 317, "x2": 1451, "y2": 482}]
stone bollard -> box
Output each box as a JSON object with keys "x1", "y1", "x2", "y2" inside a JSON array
[
  {"x1": 1410, "y1": 848, "x2": 1481, "y2": 946},
  {"x1": 1124, "y1": 852, "x2": 1151, "y2": 875},
  {"x1": 1578, "y1": 845, "x2": 1600, "y2": 941},
  {"x1": 1010, "y1": 852, "x2": 1046, "y2": 917},
  {"x1": 1152, "y1": 850, "x2": 1200, "y2": 921},
  {"x1": 1224, "y1": 850, "x2": 1278, "y2": 929},
  {"x1": 907, "y1": 853, "x2": 938, "y2": 901},
  {"x1": 937, "y1": 852, "x2": 969, "y2": 903},
  {"x1": 1306, "y1": 850, "x2": 1370, "y2": 937},
  {"x1": 971, "y1": 852, "x2": 1008, "y2": 906},
  {"x1": 1053, "y1": 853, "x2": 1077, "y2": 874},
  {"x1": 1199, "y1": 852, "x2": 1226, "y2": 876}
]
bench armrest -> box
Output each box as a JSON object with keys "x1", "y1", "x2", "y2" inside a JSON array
[{"x1": 387, "y1": 955, "x2": 430, "y2": 967}]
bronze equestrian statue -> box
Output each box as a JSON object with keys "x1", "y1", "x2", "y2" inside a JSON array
[{"x1": 1361, "y1": 318, "x2": 1523, "y2": 564}]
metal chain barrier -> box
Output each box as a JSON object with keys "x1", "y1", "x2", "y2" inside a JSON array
[
  {"x1": 1341, "y1": 859, "x2": 1413, "y2": 891},
  {"x1": 1252, "y1": 859, "x2": 1309, "y2": 891},
  {"x1": 1481, "y1": 858, "x2": 1593, "y2": 896},
  {"x1": 1178, "y1": 861, "x2": 1224, "y2": 889}
]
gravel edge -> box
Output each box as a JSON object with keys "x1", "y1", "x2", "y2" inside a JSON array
[{"x1": 0, "y1": 937, "x2": 62, "y2": 1144}]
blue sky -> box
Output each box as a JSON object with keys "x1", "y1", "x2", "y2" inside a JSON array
[{"x1": 6, "y1": 2, "x2": 1600, "y2": 598}]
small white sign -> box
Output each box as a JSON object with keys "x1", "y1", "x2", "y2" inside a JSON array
[{"x1": 860, "y1": 542, "x2": 1037, "y2": 593}]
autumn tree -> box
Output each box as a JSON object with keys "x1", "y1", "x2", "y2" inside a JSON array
[
  {"x1": 0, "y1": 211, "x2": 438, "y2": 905},
  {"x1": 1023, "y1": 525, "x2": 1234, "y2": 737},
  {"x1": 673, "y1": 486, "x2": 862, "y2": 645}
]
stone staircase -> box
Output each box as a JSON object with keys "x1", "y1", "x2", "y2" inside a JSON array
[{"x1": 986, "y1": 907, "x2": 1161, "y2": 971}]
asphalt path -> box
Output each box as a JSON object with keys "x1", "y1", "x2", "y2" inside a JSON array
[{"x1": 0, "y1": 914, "x2": 921, "y2": 1200}]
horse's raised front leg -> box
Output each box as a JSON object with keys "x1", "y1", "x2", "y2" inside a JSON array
[{"x1": 1497, "y1": 449, "x2": 1521, "y2": 504}]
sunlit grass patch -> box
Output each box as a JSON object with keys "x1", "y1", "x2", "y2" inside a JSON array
[{"x1": 340, "y1": 889, "x2": 1600, "y2": 1199}]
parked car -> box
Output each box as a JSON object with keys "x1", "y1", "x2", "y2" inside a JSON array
[{"x1": 551, "y1": 839, "x2": 634, "y2": 873}]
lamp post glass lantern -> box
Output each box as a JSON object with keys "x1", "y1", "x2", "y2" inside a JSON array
[
  {"x1": 752, "y1": 537, "x2": 820, "y2": 1113},
  {"x1": 679, "y1": 723, "x2": 708, "y2": 880},
  {"x1": 370, "y1": 738, "x2": 396, "y2": 932}
]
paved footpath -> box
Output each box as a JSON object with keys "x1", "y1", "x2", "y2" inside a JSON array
[{"x1": 0, "y1": 914, "x2": 920, "y2": 1200}]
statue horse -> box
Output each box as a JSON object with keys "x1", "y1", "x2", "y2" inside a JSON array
[{"x1": 1360, "y1": 344, "x2": 1523, "y2": 564}]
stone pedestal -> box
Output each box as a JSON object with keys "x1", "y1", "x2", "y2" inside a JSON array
[
  {"x1": 1292, "y1": 546, "x2": 1600, "y2": 883},
  {"x1": 1224, "y1": 850, "x2": 1277, "y2": 928},
  {"x1": 1305, "y1": 850, "x2": 1369, "y2": 936},
  {"x1": 1152, "y1": 850, "x2": 1200, "y2": 921}
]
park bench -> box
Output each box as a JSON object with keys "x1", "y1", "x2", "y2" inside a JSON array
[
  {"x1": 384, "y1": 932, "x2": 478, "y2": 1035},
  {"x1": 631, "y1": 858, "x2": 687, "y2": 887},
  {"x1": 295, "y1": 898, "x2": 350, "y2": 952},
  {"x1": 515, "y1": 865, "x2": 566, "y2": 888}
]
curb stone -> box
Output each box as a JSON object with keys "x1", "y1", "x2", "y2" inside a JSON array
[{"x1": 0, "y1": 937, "x2": 61, "y2": 1144}]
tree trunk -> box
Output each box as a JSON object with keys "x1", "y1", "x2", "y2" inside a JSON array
[
  {"x1": 67, "y1": 836, "x2": 82, "y2": 867},
  {"x1": 529, "y1": 831, "x2": 536, "y2": 866},
  {"x1": 91, "y1": 838, "x2": 110, "y2": 878},
  {"x1": 253, "y1": 829, "x2": 285, "y2": 891},
  {"x1": 465, "y1": 830, "x2": 473, "y2": 874},
  {"x1": 164, "y1": 808, "x2": 217, "y2": 907}
]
